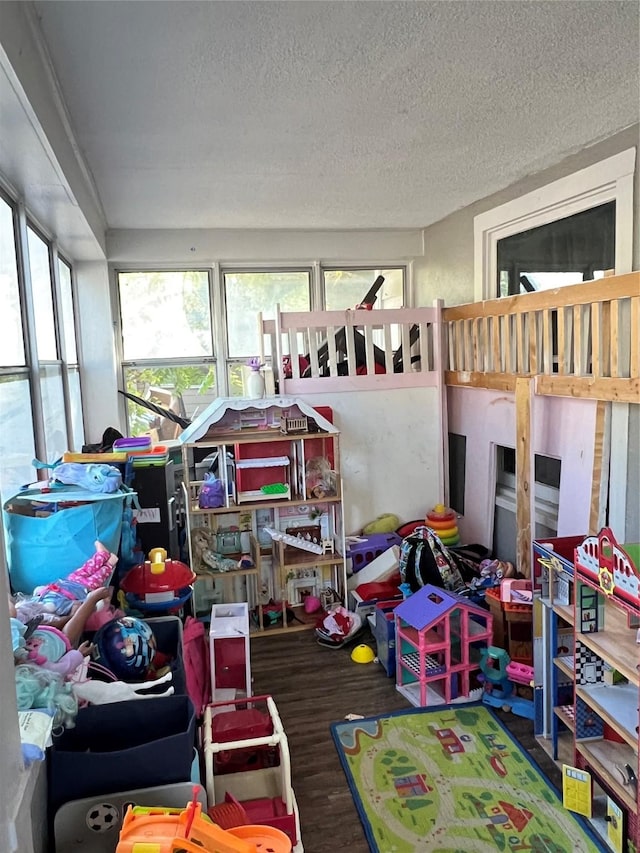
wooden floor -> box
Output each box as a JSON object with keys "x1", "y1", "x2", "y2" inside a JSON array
[{"x1": 250, "y1": 626, "x2": 563, "y2": 853}]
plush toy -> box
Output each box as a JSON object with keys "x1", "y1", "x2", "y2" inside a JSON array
[
  {"x1": 24, "y1": 626, "x2": 86, "y2": 677},
  {"x1": 363, "y1": 514, "x2": 400, "y2": 535},
  {"x1": 72, "y1": 670, "x2": 174, "y2": 705}
]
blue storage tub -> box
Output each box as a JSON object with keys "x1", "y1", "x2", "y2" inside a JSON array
[{"x1": 48, "y1": 694, "x2": 196, "y2": 813}]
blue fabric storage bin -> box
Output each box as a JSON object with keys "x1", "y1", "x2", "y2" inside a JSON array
[
  {"x1": 3, "y1": 486, "x2": 128, "y2": 594},
  {"x1": 48, "y1": 694, "x2": 196, "y2": 813},
  {"x1": 145, "y1": 616, "x2": 186, "y2": 697}
]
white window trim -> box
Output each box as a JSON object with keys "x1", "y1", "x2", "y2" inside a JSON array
[{"x1": 473, "y1": 147, "x2": 636, "y2": 302}]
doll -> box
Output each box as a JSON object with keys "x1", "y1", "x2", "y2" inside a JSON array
[{"x1": 14, "y1": 540, "x2": 117, "y2": 627}]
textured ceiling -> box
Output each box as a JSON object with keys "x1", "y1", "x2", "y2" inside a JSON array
[{"x1": 33, "y1": 0, "x2": 640, "y2": 230}]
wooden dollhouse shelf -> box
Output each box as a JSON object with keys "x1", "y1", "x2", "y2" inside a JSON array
[
  {"x1": 575, "y1": 682, "x2": 638, "y2": 748},
  {"x1": 553, "y1": 655, "x2": 574, "y2": 679},
  {"x1": 577, "y1": 620, "x2": 639, "y2": 685},
  {"x1": 235, "y1": 456, "x2": 290, "y2": 468},
  {"x1": 189, "y1": 494, "x2": 341, "y2": 514},
  {"x1": 553, "y1": 704, "x2": 575, "y2": 732},
  {"x1": 576, "y1": 741, "x2": 638, "y2": 814},
  {"x1": 236, "y1": 487, "x2": 291, "y2": 503},
  {"x1": 552, "y1": 602, "x2": 574, "y2": 623}
]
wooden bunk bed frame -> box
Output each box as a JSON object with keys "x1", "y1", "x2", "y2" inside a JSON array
[{"x1": 262, "y1": 271, "x2": 639, "y2": 576}]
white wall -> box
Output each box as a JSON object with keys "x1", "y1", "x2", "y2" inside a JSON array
[
  {"x1": 413, "y1": 124, "x2": 639, "y2": 307},
  {"x1": 75, "y1": 260, "x2": 122, "y2": 444},
  {"x1": 0, "y1": 2, "x2": 106, "y2": 260},
  {"x1": 298, "y1": 388, "x2": 443, "y2": 535},
  {"x1": 448, "y1": 386, "x2": 598, "y2": 552},
  {"x1": 107, "y1": 228, "x2": 423, "y2": 265}
]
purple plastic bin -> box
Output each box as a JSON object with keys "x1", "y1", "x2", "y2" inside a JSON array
[{"x1": 348, "y1": 532, "x2": 402, "y2": 573}]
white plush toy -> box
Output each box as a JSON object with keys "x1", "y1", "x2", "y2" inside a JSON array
[{"x1": 72, "y1": 670, "x2": 174, "y2": 705}]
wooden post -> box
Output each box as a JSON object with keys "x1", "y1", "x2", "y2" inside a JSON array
[{"x1": 515, "y1": 377, "x2": 533, "y2": 578}]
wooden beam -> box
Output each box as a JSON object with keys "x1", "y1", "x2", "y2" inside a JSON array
[
  {"x1": 444, "y1": 370, "x2": 518, "y2": 392},
  {"x1": 442, "y1": 271, "x2": 640, "y2": 321},
  {"x1": 536, "y1": 375, "x2": 639, "y2": 402},
  {"x1": 515, "y1": 377, "x2": 533, "y2": 579}
]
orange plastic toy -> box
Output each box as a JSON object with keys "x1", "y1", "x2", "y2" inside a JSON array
[
  {"x1": 425, "y1": 504, "x2": 460, "y2": 545},
  {"x1": 116, "y1": 798, "x2": 292, "y2": 853}
]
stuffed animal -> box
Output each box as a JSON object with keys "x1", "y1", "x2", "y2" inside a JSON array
[{"x1": 72, "y1": 670, "x2": 174, "y2": 705}]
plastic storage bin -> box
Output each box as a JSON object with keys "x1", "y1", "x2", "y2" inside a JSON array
[
  {"x1": 48, "y1": 695, "x2": 196, "y2": 812},
  {"x1": 372, "y1": 600, "x2": 400, "y2": 676},
  {"x1": 348, "y1": 532, "x2": 402, "y2": 572},
  {"x1": 145, "y1": 615, "x2": 186, "y2": 696}
]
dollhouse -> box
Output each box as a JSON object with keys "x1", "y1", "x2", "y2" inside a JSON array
[{"x1": 394, "y1": 584, "x2": 492, "y2": 708}]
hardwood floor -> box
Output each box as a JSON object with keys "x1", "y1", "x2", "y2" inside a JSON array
[{"x1": 250, "y1": 626, "x2": 562, "y2": 853}]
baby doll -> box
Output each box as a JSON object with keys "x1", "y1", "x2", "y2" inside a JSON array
[{"x1": 14, "y1": 541, "x2": 117, "y2": 627}]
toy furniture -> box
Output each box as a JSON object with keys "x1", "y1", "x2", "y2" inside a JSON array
[
  {"x1": 479, "y1": 646, "x2": 535, "y2": 720},
  {"x1": 180, "y1": 398, "x2": 347, "y2": 634},
  {"x1": 394, "y1": 584, "x2": 492, "y2": 707},
  {"x1": 568, "y1": 528, "x2": 639, "y2": 850},
  {"x1": 209, "y1": 603, "x2": 252, "y2": 702},
  {"x1": 203, "y1": 695, "x2": 303, "y2": 852}
]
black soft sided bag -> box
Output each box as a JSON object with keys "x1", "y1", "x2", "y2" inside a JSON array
[{"x1": 399, "y1": 526, "x2": 464, "y2": 593}]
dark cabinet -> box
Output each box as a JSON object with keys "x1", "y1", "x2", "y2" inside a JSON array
[{"x1": 131, "y1": 462, "x2": 179, "y2": 558}]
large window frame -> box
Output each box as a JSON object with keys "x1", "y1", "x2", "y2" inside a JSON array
[
  {"x1": 0, "y1": 189, "x2": 83, "y2": 499},
  {"x1": 116, "y1": 262, "x2": 408, "y2": 432},
  {"x1": 474, "y1": 148, "x2": 635, "y2": 302}
]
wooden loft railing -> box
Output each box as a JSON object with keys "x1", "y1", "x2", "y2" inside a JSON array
[
  {"x1": 261, "y1": 305, "x2": 443, "y2": 394},
  {"x1": 442, "y1": 271, "x2": 639, "y2": 403}
]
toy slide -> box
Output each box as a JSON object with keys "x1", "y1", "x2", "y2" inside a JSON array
[
  {"x1": 262, "y1": 527, "x2": 323, "y2": 555},
  {"x1": 116, "y1": 799, "x2": 291, "y2": 852}
]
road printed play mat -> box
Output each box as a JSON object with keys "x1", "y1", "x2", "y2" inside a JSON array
[{"x1": 331, "y1": 704, "x2": 604, "y2": 852}]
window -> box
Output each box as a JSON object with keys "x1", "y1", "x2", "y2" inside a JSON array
[
  {"x1": 118, "y1": 271, "x2": 218, "y2": 436},
  {"x1": 474, "y1": 148, "x2": 635, "y2": 301},
  {"x1": 58, "y1": 258, "x2": 84, "y2": 450},
  {"x1": 224, "y1": 269, "x2": 311, "y2": 357},
  {"x1": 323, "y1": 268, "x2": 405, "y2": 310},
  {"x1": 496, "y1": 203, "x2": 615, "y2": 297},
  {"x1": 27, "y1": 226, "x2": 57, "y2": 360},
  {"x1": 0, "y1": 375, "x2": 36, "y2": 497},
  {"x1": 223, "y1": 269, "x2": 311, "y2": 396},
  {"x1": 448, "y1": 433, "x2": 466, "y2": 515},
  {"x1": 493, "y1": 446, "x2": 561, "y2": 564},
  {"x1": 119, "y1": 271, "x2": 212, "y2": 360},
  {"x1": 0, "y1": 197, "x2": 25, "y2": 367}
]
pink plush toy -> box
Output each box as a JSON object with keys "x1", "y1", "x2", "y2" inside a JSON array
[{"x1": 66, "y1": 540, "x2": 118, "y2": 590}]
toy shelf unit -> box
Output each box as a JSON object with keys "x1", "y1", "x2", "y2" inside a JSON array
[
  {"x1": 203, "y1": 694, "x2": 303, "y2": 852},
  {"x1": 571, "y1": 528, "x2": 639, "y2": 852},
  {"x1": 179, "y1": 397, "x2": 347, "y2": 632},
  {"x1": 532, "y1": 535, "x2": 583, "y2": 754},
  {"x1": 394, "y1": 585, "x2": 492, "y2": 708}
]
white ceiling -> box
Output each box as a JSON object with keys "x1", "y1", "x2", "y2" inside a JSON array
[{"x1": 32, "y1": 0, "x2": 640, "y2": 231}]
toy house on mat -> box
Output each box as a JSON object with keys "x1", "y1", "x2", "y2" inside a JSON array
[{"x1": 394, "y1": 584, "x2": 492, "y2": 708}]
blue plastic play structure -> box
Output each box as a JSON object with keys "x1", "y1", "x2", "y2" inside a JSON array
[{"x1": 478, "y1": 646, "x2": 535, "y2": 720}]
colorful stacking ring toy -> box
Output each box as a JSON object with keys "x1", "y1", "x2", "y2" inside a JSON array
[{"x1": 425, "y1": 504, "x2": 460, "y2": 545}]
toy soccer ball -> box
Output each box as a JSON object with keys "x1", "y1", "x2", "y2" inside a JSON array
[
  {"x1": 94, "y1": 616, "x2": 156, "y2": 681},
  {"x1": 86, "y1": 802, "x2": 119, "y2": 833}
]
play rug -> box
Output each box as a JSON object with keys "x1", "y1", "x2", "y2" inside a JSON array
[{"x1": 331, "y1": 704, "x2": 604, "y2": 852}]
